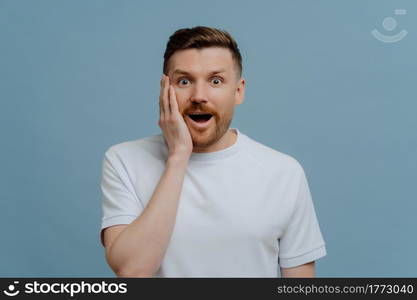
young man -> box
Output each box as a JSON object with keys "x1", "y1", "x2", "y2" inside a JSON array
[{"x1": 100, "y1": 26, "x2": 327, "y2": 277}]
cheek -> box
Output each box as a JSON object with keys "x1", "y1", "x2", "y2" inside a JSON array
[
  {"x1": 208, "y1": 89, "x2": 235, "y2": 107},
  {"x1": 212, "y1": 88, "x2": 232, "y2": 97}
]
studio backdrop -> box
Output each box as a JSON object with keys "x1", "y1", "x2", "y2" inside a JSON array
[{"x1": 1, "y1": 0, "x2": 416, "y2": 277}]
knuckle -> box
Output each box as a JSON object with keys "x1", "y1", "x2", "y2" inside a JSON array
[{"x1": 167, "y1": 115, "x2": 176, "y2": 123}]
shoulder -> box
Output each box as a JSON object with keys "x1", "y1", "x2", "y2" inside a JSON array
[
  {"x1": 241, "y1": 133, "x2": 305, "y2": 176},
  {"x1": 103, "y1": 134, "x2": 165, "y2": 163}
]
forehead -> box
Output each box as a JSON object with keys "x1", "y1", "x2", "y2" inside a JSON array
[{"x1": 168, "y1": 47, "x2": 234, "y2": 76}]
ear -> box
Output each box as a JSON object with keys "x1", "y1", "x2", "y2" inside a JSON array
[{"x1": 234, "y1": 78, "x2": 245, "y2": 105}]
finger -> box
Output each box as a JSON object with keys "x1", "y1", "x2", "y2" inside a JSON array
[
  {"x1": 159, "y1": 75, "x2": 165, "y2": 118},
  {"x1": 159, "y1": 100, "x2": 163, "y2": 123},
  {"x1": 169, "y1": 85, "x2": 180, "y2": 116},
  {"x1": 163, "y1": 75, "x2": 171, "y2": 118}
]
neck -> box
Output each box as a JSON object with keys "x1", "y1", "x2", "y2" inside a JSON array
[{"x1": 192, "y1": 129, "x2": 237, "y2": 153}]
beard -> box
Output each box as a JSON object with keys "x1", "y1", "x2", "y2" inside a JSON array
[{"x1": 184, "y1": 107, "x2": 234, "y2": 151}]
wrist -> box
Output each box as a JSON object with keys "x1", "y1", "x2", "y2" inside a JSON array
[{"x1": 167, "y1": 154, "x2": 190, "y2": 167}]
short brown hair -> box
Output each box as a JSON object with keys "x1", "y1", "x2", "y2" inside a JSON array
[{"x1": 163, "y1": 26, "x2": 242, "y2": 79}]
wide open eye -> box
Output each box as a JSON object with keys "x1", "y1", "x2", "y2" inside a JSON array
[
  {"x1": 211, "y1": 77, "x2": 223, "y2": 85},
  {"x1": 177, "y1": 78, "x2": 190, "y2": 86}
]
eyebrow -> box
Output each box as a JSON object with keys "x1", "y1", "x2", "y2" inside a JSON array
[{"x1": 172, "y1": 68, "x2": 227, "y2": 76}]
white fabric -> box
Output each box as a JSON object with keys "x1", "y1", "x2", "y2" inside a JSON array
[{"x1": 100, "y1": 128, "x2": 326, "y2": 277}]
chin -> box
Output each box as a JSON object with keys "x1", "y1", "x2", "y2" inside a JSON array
[
  {"x1": 188, "y1": 115, "x2": 232, "y2": 150},
  {"x1": 191, "y1": 133, "x2": 216, "y2": 149}
]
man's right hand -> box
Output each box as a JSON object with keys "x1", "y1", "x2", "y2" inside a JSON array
[
  {"x1": 105, "y1": 75, "x2": 193, "y2": 277},
  {"x1": 158, "y1": 74, "x2": 193, "y2": 161}
]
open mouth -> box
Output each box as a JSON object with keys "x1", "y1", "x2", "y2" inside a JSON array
[
  {"x1": 186, "y1": 113, "x2": 214, "y2": 128},
  {"x1": 188, "y1": 113, "x2": 213, "y2": 123}
]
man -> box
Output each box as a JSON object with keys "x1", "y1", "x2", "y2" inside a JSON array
[{"x1": 100, "y1": 26, "x2": 326, "y2": 277}]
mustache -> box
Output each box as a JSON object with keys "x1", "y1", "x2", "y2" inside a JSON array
[{"x1": 183, "y1": 106, "x2": 216, "y2": 116}]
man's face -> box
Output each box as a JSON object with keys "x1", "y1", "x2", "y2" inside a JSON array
[{"x1": 166, "y1": 47, "x2": 245, "y2": 150}]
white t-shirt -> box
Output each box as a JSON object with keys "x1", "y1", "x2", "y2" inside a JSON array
[{"x1": 100, "y1": 128, "x2": 326, "y2": 277}]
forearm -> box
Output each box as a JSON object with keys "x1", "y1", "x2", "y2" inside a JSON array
[
  {"x1": 280, "y1": 262, "x2": 315, "y2": 278},
  {"x1": 107, "y1": 155, "x2": 189, "y2": 277}
]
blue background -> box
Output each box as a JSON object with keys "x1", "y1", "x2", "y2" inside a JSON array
[{"x1": 1, "y1": 0, "x2": 416, "y2": 277}]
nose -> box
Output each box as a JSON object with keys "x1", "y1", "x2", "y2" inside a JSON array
[{"x1": 189, "y1": 80, "x2": 208, "y2": 104}]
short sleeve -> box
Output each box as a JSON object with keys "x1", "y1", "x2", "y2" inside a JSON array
[
  {"x1": 278, "y1": 166, "x2": 327, "y2": 268},
  {"x1": 99, "y1": 148, "x2": 144, "y2": 247}
]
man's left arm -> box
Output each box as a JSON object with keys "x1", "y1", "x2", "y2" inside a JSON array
[{"x1": 280, "y1": 261, "x2": 315, "y2": 278}]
